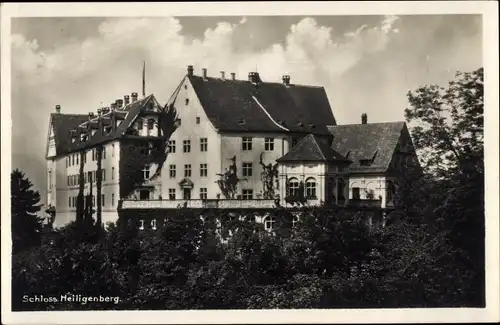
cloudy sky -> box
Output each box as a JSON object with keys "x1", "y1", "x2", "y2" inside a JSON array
[{"x1": 11, "y1": 15, "x2": 482, "y2": 198}]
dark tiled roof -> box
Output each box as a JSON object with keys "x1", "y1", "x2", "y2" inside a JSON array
[
  {"x1": 328, "y1": 122, "x2": 405, "y2": 173},
  {"x1": 277, "y1": 134, "x2": 350, "y2": 163},
  {"x1": 50, "y1": 95, "x2": 160, "y2": 156},
  {"x1": 50, "y1": 113, "x2": 88, "y2": 155},
  {"x1": 187, "y1": 75, "x2": 336, "y2": 135}
]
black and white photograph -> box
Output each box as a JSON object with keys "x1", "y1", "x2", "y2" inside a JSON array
[{"x1": 1, "y1": 2, "x2": 499, "y2": 324}]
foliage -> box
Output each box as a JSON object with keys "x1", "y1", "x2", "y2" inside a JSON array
[
  {"x1": 119, "y1": 103, "x2": 179, "y2": 198},
  {"x1": 406, "y1": 67, "x2": 483, "y2": 178},
  {"x1": 259, "y1": 153, "x2": 280, "y2": 199},
  {"x1": 11, "y1": 68, "x2": 484, "y2": 309},
  {"x1": 11, "y1": 169, "x2": 43, "y2": 254},
  {"x1": 216, "y1": 156, "x2": 245, "y2": 199}
]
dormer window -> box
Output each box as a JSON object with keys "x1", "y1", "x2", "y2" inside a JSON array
[
  {"x1": 80, "y1": 134, "x2": 88, "y2": 142},
  {"x1": 104, "y1": 126, "x2": 112, "y2": 134},
  {"x1": 237, "y1": 119, "x2": 245, "y2": 125},
  {"x1": 359, "y1": 159, "x2": 372, "y2": 166}
]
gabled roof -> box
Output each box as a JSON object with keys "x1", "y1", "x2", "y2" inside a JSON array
[
  {"x1": 187, "y1": 75, "x2": 336, "y2": 135},
  {"x1": 49, "y1": 95, "x2": 160, "y2": 157},
  {"x1": 328, "y1": 122, "x2": 406, "y2": 173},
  {"x1": 49, "y1": 113, "x2": 89, "y2": 157},
  {"x1": 277, "y1": 134, "x2": 349, "y2": 163}
]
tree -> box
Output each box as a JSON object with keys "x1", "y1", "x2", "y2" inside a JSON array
[
  {"x1": 406, "y1": 68, "x2": 483, "y2": 178},
  {"x1": 11, "y1": 169, "x2": 43, "y2": 254},
  {"x1": 405, "y1": 67, "x2": 485, "y2": 306}
]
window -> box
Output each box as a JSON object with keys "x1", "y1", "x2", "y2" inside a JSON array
[
  {"x1": 136, "y1": 118, "x2": 143, "y2": 130},
  {"x1": 200, "y1": 138, "x2": 208, "y2": 152},
  {"x1": 76, "y1": 154, "x2": 79, "y2": 165},
  {"x1": 292, "y1": 215, "x2": 300, "y2": 227},
  {"x1": 101, "y1": 194, "x2": 105, "y2": 207},
  {"x1": 143, "y1": 165, "x2": 150, "y2": 180},
  {"x1": 72, "y1": 155, "x2": 75, "y2": 165},
  {"x1": 200, "y1": 188, "x2": 207, "y2": 200},
  {"x1": 151, "y1": 219, "x2": 157, "y2": 230},
  {"x1": 72, "y1": 196, "x2": 75, "y2": 207},
  {"x1": 183, "y1": 140, "x2": 191, "y2": 153},
  {"x1": 112, "y1": 167, "x2": 115, "y2": 180},
  {"x1": 264, "y1": 216, "x2": 276, "y2": 231},
  {"x1": 92, "y1": 195, "x2": 96, "y2": 207},
  {"x1": 184, "y1": 164, "x2": 192, "y2": 177},
  {"x1": 184, "y1": 84, "x2": 187, "y2": 90},
  {"x1": 242, "y1": 189, "x2": 253, "y2": 200},
  {"x1": 359, "y1": 159, "x2": 372, "y2": 166},
  {"x1": 352, "y1": 187, "x2": 361, "y2": 200},
  {"x1": 147, "y1": 119, "x2": 155, "y2": 130},
  {"x1": 288, "y1": 178, "x2": 300, "y2": 196},
  {"x1": 88, "y1": 171, "x2": 93, "y2": 183},
  {"x1": 185, "y1": 98, "x2": 189, "y2": 105},
  {"x1": 104, "y1": 126, "x2": 112, "y2": 134},
  {"x1": 291, "y1": 137, "x2": 299, "y2": 148},
  {"x1": 305, "y1": 178, "x2": 317, "y2": 199},
  {"x1": 69, "y1": 197, "x2": 71, "y2": 207},
  {"x1": 176, "y1": 118, "x2": 182, "y2": 127},
  {"x1": 168, "y1": 188, "x2": 176, "y2": 200},
  {"x1": 139, "y1": 219, "x2": 144, "y2": 230},
  {"x1": 102, "y1": 169, "x2": 106, "y2": 182},
  {"x1": 242, "y1": 162, "x2": 253, "y2": 177},
  {"x1": 112, "y1": 144, "x2": 115, "y2": 157},
  {"x1": 200, "y1": 163, "x2": 208, "y2": 177},
  {"x1": 242, "y1": 137, "x2": 252, "y2": 151},
  {"x1": 169, "y1": 165, "x2": 176, "y2": 178},
  {"x1": 84, "y1": 172, "x2": 87, "y2": 183},
  {"x1": 112, "y1": 193, "x2": 115, "y2": 207},
  {"x1": 92, "y1": 149, "x2": 96, "y2": 161},
  {"x1": 265, "y1": 138, "x2": 274, "y2": 151},
  {"x1": 196, "y1": 116, "x2": 200, "y2": 124},
  {"x1": 168, "y1": 140, "x2": 176, "y2": 153}
]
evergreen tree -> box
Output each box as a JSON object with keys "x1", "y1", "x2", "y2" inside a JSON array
[{"x1": 11, "y1": 169, "x2": 43, "y2": 254}]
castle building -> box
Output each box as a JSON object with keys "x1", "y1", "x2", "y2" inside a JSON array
[{"x1": 45, "y1": 65, "x2": 420, "y2": 229}]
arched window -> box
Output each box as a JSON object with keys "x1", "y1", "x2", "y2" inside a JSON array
[
  {"x1": 305, "y1": 177, "x2": 317, "y2": 199},
  {"x1": 264, "y1": 216, "x2": 276, "y2": 231},
  {"x1": 292, "y1": 215, "x2": 300, "y2": 228},
  {"x1": 287, "y1": 178, "x2": 299, "y2": 196},
  {"x1": 151, "y1": 218, "x2": 157, "y2": 230}
]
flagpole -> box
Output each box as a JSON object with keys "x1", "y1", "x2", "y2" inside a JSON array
[{"x1": 142, "y1": 60, "x2": 146, "y2": 98}]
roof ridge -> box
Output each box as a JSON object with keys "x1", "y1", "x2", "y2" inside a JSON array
[
  {"x1": 309, "y1": 134, "x2": 327, "y2": 160},
  {"x1": 190, "y1": 74, "x2": 324, "y2": 89},
  {"x1": 331, "y1": 121, "x2": 405, "y2": 127}
]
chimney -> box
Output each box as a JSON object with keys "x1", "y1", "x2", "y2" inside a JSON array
[
  {"x1": 282, "y1": 75, "x2": 291, "y2": 86},
  {"x1": 55, "y1": 104, "x2": 61, "y2": 114},
  {"x1": 116, "y1": 99, "x2": 124, "y2": 108},
  {"x1": 131, "y1": 92, "x2": 138, "y2": 103},
  {"x1": 102, "y1": 107, "x2": 109, "y2": 114},
  {"x1": 361, "y1": 113, "x2": 368, "y2": 125},
  {"x1": 202, "y1": 68, "x2": 207, "y2": 79},
  {"x1": 230, "y1": 72, "x2": 235, "y2": 81},
  {"x1": 187, "y1": 65, "x2": 194, "y2": 76},
  {"x1": 97, "y1": 108, "x2": 102, "y2": 116},
  {"x1": 88, "y1": 112, "x2": 94, "y2": 120},
  {"x1": 124, "y1": 95, "x2": 130, "y2": 106},
  {"x1": 220, "y1": 71, "x2": 225, "y2": 80},
  {"x1": 248, "y1": 72, "x2": 261, "y2": 85},
  {"x1": 110, "y1": 102, "x2": 117, "y2": 110}
]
